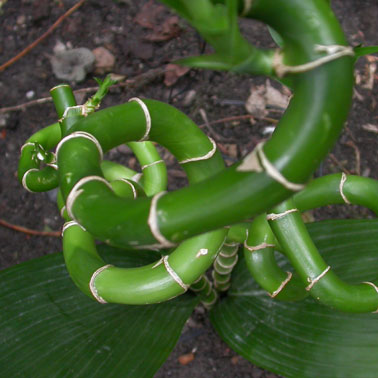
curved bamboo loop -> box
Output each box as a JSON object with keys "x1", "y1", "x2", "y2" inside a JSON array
[{"x1": 17, "y1": 0, "x2": 377, "y2": 312}]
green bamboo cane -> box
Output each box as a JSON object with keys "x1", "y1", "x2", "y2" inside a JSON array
[
  {"x1": 19, "y1": 0, "x2": 354, "y2": 248},
  {"x1": 267, "y1": 174, "x2": 378, "y2": 313},
  {"x1": 212, "y1": 241, "x2": 239, "y2": 291},
  {"x1": 18, "y1": 0, "x2": 358, "y2": 306},
  {"x1": 50, "y1": 0, "x2": 353, "y2": 247},
  {"x1": 244, "y1": 174, "x2": 378, "y2": 308},
  {"x1": 244, "y1": 214, "x2": 308, "y2": 301}
]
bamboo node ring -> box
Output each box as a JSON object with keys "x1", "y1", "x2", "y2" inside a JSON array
[
  {"x1": 20, "y1": 142, "x2": 36, "y2": 154},
  {"x1": 267, "y1": 209, "x2": 298, "y2": 221},
  {"x1": 244, "y1": 241, "x2": 276, "y2": 252},
  {"x1": 219, "y1": 245, "x2": 239, "y2": 258},
  {"x1": 141, "y1": 160, "x2": 164, "y2": 170},
  {"x1": 237, "y1": 143, "x2": 305, "y2": 191},
  {"x1": 363, "y1": 281, "x2": 378, "y2": 294},
  {"x1": 339, "y1": 172, "x2": 351, "y2": 204},
  {"x1": 306, "y1": 266, "x2": 331, "y2": 291},
  {"x1": 117, "y1": 178, "x2": 137, "y2": 199},
  {"x1": 270, "y1": 271, "x2": 293, "y2": 298},
  {"x1": 148, "y1": 191, "x2": 176, "y2": 248},
  {"x1": 129, "y1": 97, "x2": 151, "y2": 141},
  {"x1": 179, "y1": 137, "x2": 217, "y2": 164},
  {"x1": 89, "y1": 264, "x2": 114, "y2": 304},
  {"x1": 55, "y1": 131, "x2": 103, "y2": 161},
  {"x1": 66, "y1": 176, "x2": 113, "y2": 220},
  {"x1": 61, "y1": 220, "x2": 86, "y2": 235},
  {"x1": 163, "y1": 256, "x2": 188, "y2": 291},
  {"x1": 22, "y1": 168, "x2": 39, "y2": 192},
  {"x1": 274, "y1": 44, "x2": 354, "y2": 78}
]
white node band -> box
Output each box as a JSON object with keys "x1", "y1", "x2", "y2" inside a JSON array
[
  {"x1": 274, "y1": 44, "x2": 354, "y2": 78},
  {"x1": 55, "y1": 131, "x2": 103, "y2": 161},
  {"x1": 179, "y1": 137, "x2": 217, "y2": 164},
  {"x1": 244, "y1": 241, "x2": 276, "y2": 252},
  {"x1": 147, "y1": 191, "x2": 176, "y2": 248},
  {"x1": 363, "y1": 281, "x2": 378, "y2": 294},
  {"x1": 219, "y1": 245, "x2": 239, "y2": 258},
  {"x1": 60, "y1": 205, "x2": 66, "y2": 218},
  {"x1": 117, "y1": 178, "x2": 137, "y2": 199},
  {"x1": 61, "y1": 220, "x2": 86, "y2": 236},
  {"x1": 129, "y1": 97, "x2": 151, "y2": 141},
  {"x1": 20, "y1": 142, "x2": 36, "y2": 154},
  {"x1": 223, "y1": 241, "x2": 239, "y2": 247},
  {"x1": 212, "y1": 269, "x2": 232, "y2": 283},
  {"x1": 215, "y1": 254, "x2": 238, "y2": 270},
  {"x1": 50, "y1": 84, "x2": 70, "y2": 92},
  {"x1": 191, "y1": 274, "x2": 205, "y2": 285},
  {"x1": 267, "y1": 208, "x2": 298, "y2": 221},
  {"x1": 339, "y1": 172, "x2": 351, "y2": 204},
  {"x1": 202, "y1": 290, "x2": 218, "y2": 308},
  {"x1": 66, "y1": 176, "x2": 113, "y2": 220},
  {"x1": 306, "y1": 266, "x2": 331, "y2": 291},
  {"x1": 141, "y1": 160, "x2": 164, "y2": 170},
  {"x1": 163, "y1": 256, "x2": 188, "y2": 291},
  {"x1": 89, "y1": 264, "x2": 113, "y2": 304},
  {"x1": 256, "y1": 143, "x2": 305, "y2": 191},
  {"x1": 61, "y1": 105, "x2": 87, "y2": 121},
  {"x1": 237, "y1": 143, "x2": 305, "y2": 191},
  {"x1": 270, "y1": 271, "x2": 293, "y2": 298},
  {"x1": 22, "y1": 168, "x2": 39, "y2": 192}
]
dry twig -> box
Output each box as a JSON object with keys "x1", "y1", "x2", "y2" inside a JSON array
[
  {"x1": 344, "y1": 140, "x2": 361, "y2": 176},
  {"x1": 0, "y1": 67, "x2": 166, "y2": 114},
  {"x1": 0, "y1": 218, "x2": 61, "y2": 237},
  {"x1": 0, "y1": 0, "x2": 86, "y2": 72}
]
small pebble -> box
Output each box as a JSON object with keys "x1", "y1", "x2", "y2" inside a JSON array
[
  {"x1": 183, "y1": 89, "x2": 196, "y2": 107},
  {"x1": 26, "y1": 90, "x2": 35, "y2": 99}
]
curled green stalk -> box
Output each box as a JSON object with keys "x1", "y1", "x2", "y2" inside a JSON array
[
  {"x1": 267, "y1": 174, "x2": 378, "y2": 313},
  {"x1": 244, "y1": 214, "x2": 308, "y2": 301},
  {"x1": 212, "y1": 240, "x2": 239, "y2": 291},
  {"x1": 18, "y1": 0, "x2": 362, "y2": 310}
]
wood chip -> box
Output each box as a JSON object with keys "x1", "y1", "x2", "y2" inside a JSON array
[{"x1": 178, "y1": 352, "x2": 195, "y2": 365}]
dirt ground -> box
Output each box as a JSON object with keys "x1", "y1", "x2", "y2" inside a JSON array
[{"x1": 0, "y1": 0, "x2": 377, "y2": 377}]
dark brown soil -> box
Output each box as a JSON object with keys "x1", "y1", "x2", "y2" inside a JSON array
[{"x1": 0, "y1": 1, "x2": 377, "y2": 377}]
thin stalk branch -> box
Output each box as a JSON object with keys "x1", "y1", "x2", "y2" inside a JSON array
[
  {"x1": 0, "y1": 0, "x2": 86, "y2": 72},
  {"x1": 0, "y1": 218, "x2": 61, "y2": 237}
]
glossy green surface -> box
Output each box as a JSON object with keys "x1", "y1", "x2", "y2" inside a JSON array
[
  {"x1": 211, "y1": 219, "x2": 378, "y2": 377},
  {"x1": 0, "y1": 247, "x2": 197, "y2": 377}
]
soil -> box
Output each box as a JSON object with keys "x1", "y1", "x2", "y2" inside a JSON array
[{"x1": 0, "y1": 0, "x2": 377, "y2": 377}]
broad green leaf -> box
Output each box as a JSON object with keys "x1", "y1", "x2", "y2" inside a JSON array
[
  {"x1": 0, "y1": 245, "x2": 198, "y2": 378},
  {"x1": 211, "y1": 219, "x2": 378, "y2": 378}
]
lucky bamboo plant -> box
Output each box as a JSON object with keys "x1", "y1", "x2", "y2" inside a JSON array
[{"x1": 2, "y1": 0, "x2": 378, "y2": 376}]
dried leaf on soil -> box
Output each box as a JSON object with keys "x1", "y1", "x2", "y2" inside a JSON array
[
  {"x1": 135, "y1": 2, "x2": 165, "y2": 29},
  {"x1": 164, "y1": 64, "x2": 190, "y2": 87},
  {"x1": 245, "y1": 80, "x2": 290, "y2": 118}
]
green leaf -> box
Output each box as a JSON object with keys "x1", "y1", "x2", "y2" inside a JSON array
[
  {"x1": 267, "y1": 26, "x2": 284, "y2": 47},
  {"x1": 0, "y1": 245, "x2": 198, "y2": 377},
  {"x1": 354, "y1": 46, "x2": 378, "y2": 58},
  {"x1": 210, "y1": 219, "x2": 378, "y2": 378}
]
